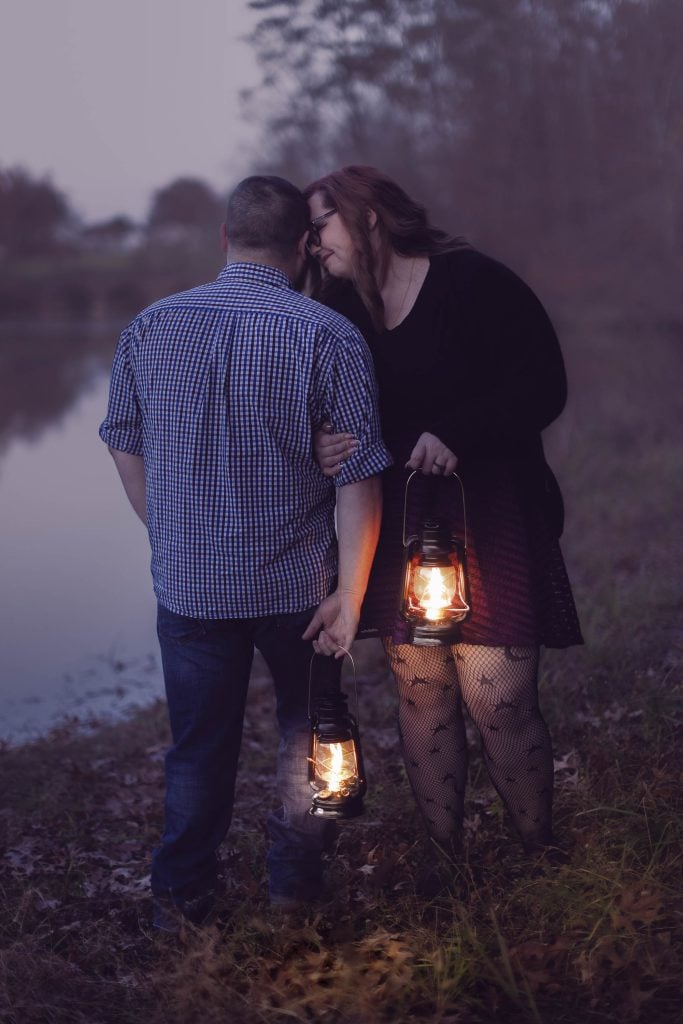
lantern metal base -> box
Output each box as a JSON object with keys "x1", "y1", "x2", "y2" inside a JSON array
[
  {"x1": 408, "y1": 624, "x2": 460, "y2": 646},
  {"x1": 309, "y1": 794, "x2": 365, "y2": 820}
]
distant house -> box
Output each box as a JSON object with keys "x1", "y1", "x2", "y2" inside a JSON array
[{"x1": 80, "y1": 216, "x2": 142, "y2": 253}]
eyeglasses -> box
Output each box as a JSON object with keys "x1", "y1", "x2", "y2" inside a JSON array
[{"x1": 306, "y1": 208, "x2": 337, "y2": 252}]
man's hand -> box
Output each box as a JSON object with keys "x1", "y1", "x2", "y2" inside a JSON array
[
  {"x1": 406, "y1": 432, "x2": 458, "y2": 476},
  {"x1": 313, "y1": 421, "x2": 358, "y2": 478},
  {"x1": 303, "y1": 475, "x2": 381, "y2": 658},
  {"x1": 302, "y1": 591, "x2": 360, "y2": 659}
]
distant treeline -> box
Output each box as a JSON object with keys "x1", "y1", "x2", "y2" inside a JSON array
[{"x1": 0, "y1": 173, "x2": 226, "y2": 320}]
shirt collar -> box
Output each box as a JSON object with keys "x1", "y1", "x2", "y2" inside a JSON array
[{"x1": 218, "y1": 261, "x2": 293, "y2": 291}]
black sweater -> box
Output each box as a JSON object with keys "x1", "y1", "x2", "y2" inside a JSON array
[
  {"x1": 320, "y1": 247, "x2": 582, "y2": 647},
  {"x1": 324, "y1": 247, "x2": 567, "y2": 535}
]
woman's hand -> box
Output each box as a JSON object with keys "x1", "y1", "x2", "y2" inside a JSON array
[
  {"x1": 406, "y1": 432, "x2": 458, "y2": 476},
  {"x1": 313, "y1": 421, "x2": 358, "y2": 477}
]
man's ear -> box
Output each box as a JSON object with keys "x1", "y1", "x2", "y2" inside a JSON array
[
  {"x1": 367, "y1": 208, "x2": 378, "y2": 230},
  {"x1": 220, "y1": 222, "x2": 228, "y2": 254},
  {"x1": 297, "y1": 231, "x2": 309, "y2": 258}
]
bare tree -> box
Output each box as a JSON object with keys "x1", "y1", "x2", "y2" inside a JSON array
[{"x1": 244, "y1": 0, "x2": 682, "y2": 309}]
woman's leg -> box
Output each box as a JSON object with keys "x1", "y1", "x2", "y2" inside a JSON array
[
  {"x1": 383, "y1": 638, "x2": 467, "y2": 844},
  {"x1": 456, "y1": 644, "x2": 554, "y2": 850}
]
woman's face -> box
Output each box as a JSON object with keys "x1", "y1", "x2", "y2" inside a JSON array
[{"x1": 307, "y1": 191, "x2": 356, "y2": 279}]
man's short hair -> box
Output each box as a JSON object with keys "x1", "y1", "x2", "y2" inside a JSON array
[{"x1": 226, "y1": 176, "x2": 309, "y2": 260}]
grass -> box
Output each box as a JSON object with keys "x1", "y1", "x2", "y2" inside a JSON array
[{"x1": 1, "y1": 313, "x2": 681, "y2": 1023}]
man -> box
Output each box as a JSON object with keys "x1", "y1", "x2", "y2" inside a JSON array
[{"x1": 99, "y1": 175, "x2": 391, "y2": 929}]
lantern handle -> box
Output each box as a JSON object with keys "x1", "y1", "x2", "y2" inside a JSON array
[
  {"x1": 402, "y1": 469, "x2": 468, "y2": 550},
  {"x1": 308, "y1": 647, "x2": 360, "y2": 725}
]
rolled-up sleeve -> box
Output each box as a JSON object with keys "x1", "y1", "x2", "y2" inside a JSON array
[
  {"x1": 326, "y1": 325, "x2": 393, "y2": 487},
  {"x1": 98, "y1": 326, "x2": 143, "y2": 455}
]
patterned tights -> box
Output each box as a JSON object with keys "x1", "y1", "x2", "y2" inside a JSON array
[{"x1": 383, "y1": 639, "x2": 554, "y2": 849}]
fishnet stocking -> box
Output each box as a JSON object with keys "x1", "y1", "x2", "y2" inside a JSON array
[{"x1": 383, "y1": 639, "x2": 554, "y2": 848}]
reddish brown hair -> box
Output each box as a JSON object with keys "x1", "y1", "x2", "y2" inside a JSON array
[{"x1": 303, "y1": 165, "x2": 464, "y2": 330}]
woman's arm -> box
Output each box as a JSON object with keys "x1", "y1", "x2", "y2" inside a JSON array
[
  {"x1": 425, "y1": 259, "x2": 567, "y2": 459},
  {"x1": 316, "y1": 423, "x2": 458, "y2": 477},
  {"x1": 314, "y1": 422, "x2": 358, "y2": 477}
]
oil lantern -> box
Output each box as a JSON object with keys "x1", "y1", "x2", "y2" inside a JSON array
[
  {"x1": 308, "y1": 655, "x2": 366, "y2": 819},
  {"x1": 399, "y1": 470, "x2": 470, "y2": 645}
]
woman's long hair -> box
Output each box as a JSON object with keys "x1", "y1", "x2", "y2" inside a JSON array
[{"x1": 303, "y1": 165, "x2": 465, "y2": 330}]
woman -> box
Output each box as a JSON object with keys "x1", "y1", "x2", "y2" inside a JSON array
[{"x1": 303, "y1": 166, "x2": 582, "y2": 868}]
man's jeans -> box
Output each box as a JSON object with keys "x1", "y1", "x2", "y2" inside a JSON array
[{"x1": 151, "y1": 603, "x2": 339, "y2": 903}]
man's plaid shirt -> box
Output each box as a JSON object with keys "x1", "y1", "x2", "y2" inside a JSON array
[{"x1": 99, "y1": 262, "x2": 392, "y2": 618}]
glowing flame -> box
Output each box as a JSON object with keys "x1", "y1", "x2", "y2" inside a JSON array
[
  {"x1": 327, "y1": 742, "x2": 345, "y2": 793},
  {"x1": 420, "y1": 567, "x2": 450, "y2": 621},
  {"x1": 313, "y1": 740, "x2": 357, "y2": 799}
]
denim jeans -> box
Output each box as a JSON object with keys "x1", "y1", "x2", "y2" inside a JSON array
[{"x1": 151, "y1": 603, "x2": 340, "y2": 902}]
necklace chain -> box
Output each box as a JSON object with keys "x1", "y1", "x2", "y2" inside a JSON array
[{"x1": 389, "y1": 257, "x2": 416, "y2": 328}]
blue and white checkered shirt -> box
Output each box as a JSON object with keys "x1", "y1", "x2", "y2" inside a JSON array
[{"x1": 100, "y1": 262, "x2": 392, "y2": 618}]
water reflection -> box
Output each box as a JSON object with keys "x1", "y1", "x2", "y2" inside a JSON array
[
  {"x1": 0, "y1": 321, "x2": 123, "y2": 455},
  {"x1": 0, "y1": 328, "x2": 164, "y2": 743}
]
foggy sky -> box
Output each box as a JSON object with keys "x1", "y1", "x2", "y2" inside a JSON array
[{"x1": 1, "y1": 0, "x2": 262, "y2": 223}]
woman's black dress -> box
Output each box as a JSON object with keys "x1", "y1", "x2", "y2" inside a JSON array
[{"x1": 325, "y1": 248, "x2": 583, "y2": 649}]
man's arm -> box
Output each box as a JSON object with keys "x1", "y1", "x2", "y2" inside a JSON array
[
  {"x1": 302, "y1": 475, "x2": 382, "y2": 657},
  {"x1": 108, "y1": 448, "x2": 147, "y2": 526}
]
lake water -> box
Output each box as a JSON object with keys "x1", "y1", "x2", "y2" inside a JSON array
[{"x1": 0, "y1": 334, "x2": 164, "y2": 744}]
